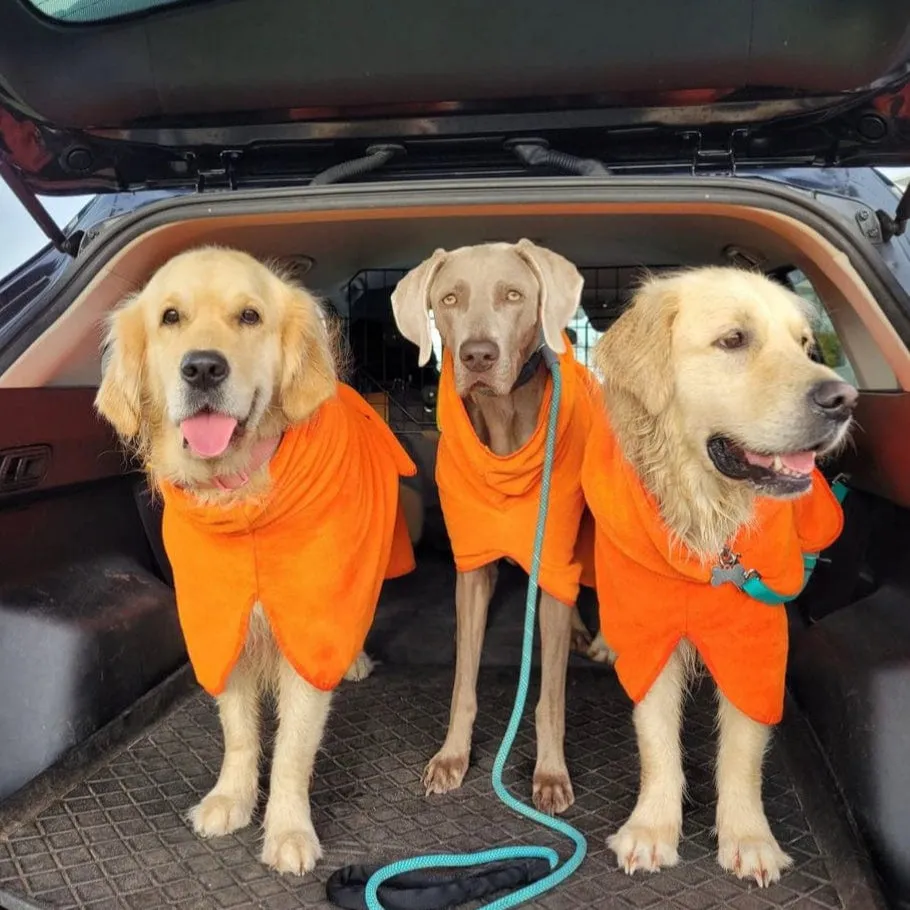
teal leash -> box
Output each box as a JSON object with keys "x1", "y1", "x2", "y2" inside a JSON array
[{"x1": 364, "y1": 350, "x2": 587, "y2": 910}]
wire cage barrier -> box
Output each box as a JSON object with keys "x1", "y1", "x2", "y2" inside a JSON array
[{"x1": 338, "y1": 265, "x2": 676, "y2": 433}]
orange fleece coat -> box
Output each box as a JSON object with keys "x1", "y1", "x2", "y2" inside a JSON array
[
  {"x1": 582, "y1": 417, "x2": 843, "y2": 725},
  {"x1": 436, "y1": 345, "x2": 600, "y2": 605},
  {"x1": 160, "y1": 384, "x2": 416, "y2": 696}
]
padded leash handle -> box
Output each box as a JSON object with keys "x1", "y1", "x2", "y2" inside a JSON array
[{"x1": 326, "y1": 859, "x2": 552, "y2": 910}]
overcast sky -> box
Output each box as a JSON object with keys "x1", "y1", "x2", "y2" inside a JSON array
[{"x1": 3, "y1": 168, "x2": 910, "y2": 282}]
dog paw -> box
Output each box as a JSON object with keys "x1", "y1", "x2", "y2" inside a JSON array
[
  {"x1": 423, "y1": 751, "x2": 468, "y2": 796},
  {"x1": 261, "y1": 827, "x2": 323, "y2": 875},
  {"x1": 189, "y1": 792, "x2": 254, "y2": 838},
  {"x1": 570, "y1": 627, "x2": 592, "y2": 654},
  {"x1": 586, "y1": 631, "x2": 617, "y2": 665},
  {"x1": 343, "y1": 651, "x2": 375, "y2": 683},
  {"x1": 568, "y1": 609, "x2": 593, "y2": 654},
  {"x1": 718, "y1": 834, "x2": 792, "y2": 887},
  {"x1": 608, "y1": 821, "x2": 680, "y2": 875},
  {"x1": 533, "y1": 769, "x2": 575, "y2": 815}
]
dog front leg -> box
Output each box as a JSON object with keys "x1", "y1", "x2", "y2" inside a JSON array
[
  {"x1": 609, "y1": 644, "x2": 687, "y2": 874},
  {"x1": 189, "y1": 660, "x2": 260, "y2": 838},
  {"x1": 261, "y1": 656, "x2": 332, "y2": 875},
  {"x1": 715, "y1": 693, "x2": 792, "y2": 887},
  {"x1": 423, "y1": 563, "x2": 496, "y2": 796},
  {"x1": 534, "y1": 593, "x2": 575, "y2": 814}
]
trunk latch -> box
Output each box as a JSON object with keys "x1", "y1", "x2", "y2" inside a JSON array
[{"x1": 682, "y1": 129, "x2": 747, "y2": 176}]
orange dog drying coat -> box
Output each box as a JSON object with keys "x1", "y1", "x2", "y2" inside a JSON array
[
  {"x1": 582, "y1": 418, "x2": 844, "y2": 725},
  {"x1": 160, "y1": 384, "x2": 416, "y2": 696},
  {"x1": 436, "y1": 345, "x2": 600, "y2": 605}
]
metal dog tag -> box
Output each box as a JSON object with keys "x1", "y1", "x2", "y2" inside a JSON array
[{"x1": 710, "y1": 563, "x2": 748, "y2": 588}]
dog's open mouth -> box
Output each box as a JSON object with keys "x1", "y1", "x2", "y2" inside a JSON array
[
  {"x1": 180, "y1": 410, "x2": 245, "y2": 459},
  {"x1": 706, "y1": 435, "x2": 822, "y2": 495}
]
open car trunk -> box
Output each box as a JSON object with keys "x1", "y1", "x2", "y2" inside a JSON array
[{"x1": 0, "y1": 179, "x2": 909, "y2": 910}]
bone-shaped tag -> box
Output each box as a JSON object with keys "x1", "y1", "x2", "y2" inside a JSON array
[{"x1": 710, "y1": 563, "x2": 749, "y2": 588}]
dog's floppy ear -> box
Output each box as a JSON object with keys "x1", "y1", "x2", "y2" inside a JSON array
[
  {"x1": 514, "y1": 238, "x2": 583, "y2": 354},
  {"x1": 595, "y1": 276, "x2": 679, "y2": 415},
  {"x1": 277, "y1": 282, "x2": 338, "y2": 424},
  {"x1": 95, "y1": 297, "x2": 147, "y2": 440},
  {"x1": 391, "y1": 249, "x2": 447, "y2": 367}
]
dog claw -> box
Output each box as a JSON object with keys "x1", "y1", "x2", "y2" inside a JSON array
[
  {"x1": 718, "y1": 834, "x2": 792, "y2": 887},
  {"x1": 189, "y1": 791, "x2": 254, "y2": 838},
  {"x1": 261, "y1": 827, "x2": 323, "y2": 876},
  {"x1": 532, "y1": 770, "x2": 575, "y2": 815},
  {"x1": 343, "y1": 651, "x2": 375, "y2": 682},
  {"x1": 608, "y1": 820, "x2": 680, "y2": 875},
  {"x1": 423, "y1": 751, "x2": 468, "y2": 796},
  {"x1": 586, "y1": 631, "x2": 617, "y2": 665}
]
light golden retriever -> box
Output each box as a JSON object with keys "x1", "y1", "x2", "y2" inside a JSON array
[
  {"x1": 94, "y1": 246, "x2": 385, "y2": 875},
  {"x1": 590, "y1": 267, "x2": 857, "y2": 886}
]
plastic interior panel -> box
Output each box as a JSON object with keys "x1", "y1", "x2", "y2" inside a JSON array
[
  {"x1": 0, "y1": 391, "x2": 187, "y2": 803},
  {"x1": 788, "y1": 499, "x2": 910, "y2": 909}
]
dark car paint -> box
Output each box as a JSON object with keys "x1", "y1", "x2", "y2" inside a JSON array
[{"x1": 3, "y1": 0, "x2": 910, "y2": 194}]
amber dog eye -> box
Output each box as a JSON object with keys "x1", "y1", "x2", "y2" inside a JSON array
[
  {"x1": 161, "y1": 308, "x2": 180, "y2": 326},
  {"x1": 716, "y1": 329, "x2": 749, "y2": 351},
  {"x1": 505, "y1": 289, "x2": 523, "y2": 302},
  {"x1": 441, "y1": 294, "x2": 457, "y2": 307},
  {"x1": 239, "y1": 308, "x2": 261, "y2": 326}
]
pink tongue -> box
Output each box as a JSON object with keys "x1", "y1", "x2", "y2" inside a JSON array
[
  {"x1": 744, "y1": 449, "x2": 816, "y2": 474},
  {"x1": 180, "y1": 413, "x2": 238, "y2": 458},
  {"x1": 743, "y1": 451, "x2": 773, "y2": 469},
  {"x1": 779, "y1": 450, "x2": 817, "y2": 474}
]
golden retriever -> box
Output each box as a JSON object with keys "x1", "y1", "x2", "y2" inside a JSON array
[
  {"x1": 94, "y1": 246, "x2": 386, "y2": 875},
  {"x1": 588, "y1": 267, "x2": 856, "y2": 886}
]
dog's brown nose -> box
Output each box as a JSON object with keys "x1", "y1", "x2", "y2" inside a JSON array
[
  {"x1": 810, "y1": 380, "x2": 858, "y2": 419},
  {"x1": 459, "y1": 339, "x2": 500, "y2": 373}
]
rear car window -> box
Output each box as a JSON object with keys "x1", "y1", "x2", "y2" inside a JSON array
[
  {"x1": 786, "y1": 268, "x2": 859, "y2": 387},
  {"x1": 29, "y1": 0, "x2": 182, "y2": 23}
]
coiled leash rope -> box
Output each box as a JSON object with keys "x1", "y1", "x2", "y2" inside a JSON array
[{"x1": 327, "y1": 346, "x2": 587, "y2": 910}]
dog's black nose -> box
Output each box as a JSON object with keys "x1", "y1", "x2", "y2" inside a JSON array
[
  {"x1": 459, "y1": 339, "x2": 500, "y2": 373},
  {"x1": 181, "y1": 350, "x2": 230, "y2": 390},
  {"x1": 809, "y1": 380, "x2": 858, "y2": 419}
]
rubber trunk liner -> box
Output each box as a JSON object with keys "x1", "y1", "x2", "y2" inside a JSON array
[{"x1": 0, "y1": 663, "x2": 875, "y2": 910}]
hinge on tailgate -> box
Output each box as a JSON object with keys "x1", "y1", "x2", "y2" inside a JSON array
[
  {"x1": 0, "y1": 158, "x2": 83, "y2": 257},
  {"x1": 876, "y1": 179, "x2": 910, "y2": 242},
  {"x1": 682, "y1": 129, "x2": 748, "y2": 177},
  {"x1": 194, "y1": 150, "x2": 243, "y2": 192}
]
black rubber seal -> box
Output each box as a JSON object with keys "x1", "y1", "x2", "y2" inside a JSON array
[{"x1": 325, "y1": 858, "x2": 551, "y2": 910}]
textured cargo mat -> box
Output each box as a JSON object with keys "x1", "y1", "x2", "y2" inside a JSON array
[{"x1": 0, "y1": 667, "x2": 865, "y2": 909}]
